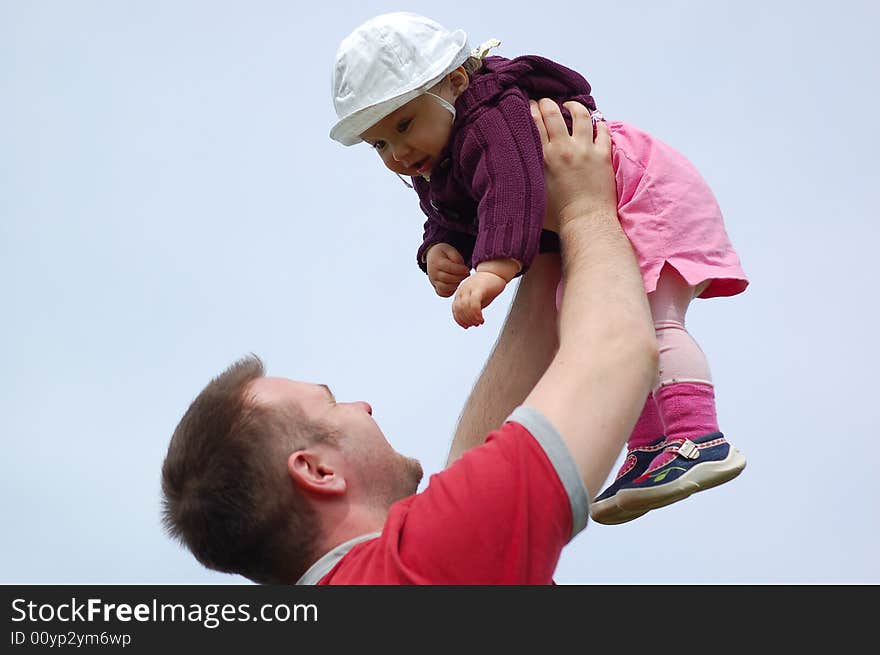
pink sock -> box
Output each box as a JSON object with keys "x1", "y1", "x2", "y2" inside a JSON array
[
  {"x1": 654, "y1": 382, "x2": 719, "y2": 443},
  {"x1": 628, "y1": 394, "x2": 665, "y2": 450}
]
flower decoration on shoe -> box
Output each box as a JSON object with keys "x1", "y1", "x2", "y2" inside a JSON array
[{"x1": 590, "y1": 436, "x2": 666, "y2": 525}]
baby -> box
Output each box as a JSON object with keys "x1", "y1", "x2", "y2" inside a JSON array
[{"x1": 330, "y1": 12, "x2": 748, "y2": 524}]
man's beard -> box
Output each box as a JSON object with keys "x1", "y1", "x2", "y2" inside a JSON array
[
  {"x1": 403, "y1": 455, "x2": 423, "y2": 490},
  {"x1": 401, "y1": 455, "x2": 424, "y2": 495},
  {"x1": 390, "y1": 454, "x2": 423, "y2": 503}
]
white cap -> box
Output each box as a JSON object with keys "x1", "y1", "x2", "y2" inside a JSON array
[{"x1": 330, "y1": 12, "x2": 471, "y2": 146}]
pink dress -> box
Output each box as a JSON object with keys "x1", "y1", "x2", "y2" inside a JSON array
[{"x1": 609, "y1": 121, "x2": 748, "y2": 298}]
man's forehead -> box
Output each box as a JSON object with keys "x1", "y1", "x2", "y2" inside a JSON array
[{"x1": 247, "y1": 377, "x2": 328, "y2": 405}]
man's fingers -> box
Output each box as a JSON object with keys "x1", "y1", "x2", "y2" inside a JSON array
[
  {"x1": 530, "y1": 99, "x2": 549, "y2": 146},
  {"x1": 563, "y1": 101, "x2": 593, "y2": 141},
  {"x1": 537, "y1": 98, "x2": 567, "y2": 141},
  {"x1": 593, "y1": 119, "x2": 612, "y2": 152}
]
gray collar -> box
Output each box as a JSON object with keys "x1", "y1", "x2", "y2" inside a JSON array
[{"x1": 295, "y1": 532, "x2": 381, "y2": 585}]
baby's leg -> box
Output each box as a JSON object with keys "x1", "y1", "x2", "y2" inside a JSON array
[
  {"x1": 590, "y1": 265, "x2": 745, "y2": 522},
  {"x1": 648, "y1": 265, "x2": 718, "y2": 444},
  {"x1": 629, "y1": 394, "x2": 664, "y2": 449},
  {"x1": 622, "y1": 263, "x2": 745, "y2": 499}
]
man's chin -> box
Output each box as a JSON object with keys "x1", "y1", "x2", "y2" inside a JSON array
[
  {"x1": 405, "y1": 456, "x2": 424, "y2": 489},
  {"x1": 385, "y1": 458, "x2": 423, "y2": 507}
]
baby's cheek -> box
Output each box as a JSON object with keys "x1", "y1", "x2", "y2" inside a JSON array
[{"x1": 377, "y1": 152, "x2": 400, "y2": 173}]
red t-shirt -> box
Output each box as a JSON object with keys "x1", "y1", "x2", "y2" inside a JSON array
[{"x1": 298, "y1": 406, "x2": 589, "y2": 585}]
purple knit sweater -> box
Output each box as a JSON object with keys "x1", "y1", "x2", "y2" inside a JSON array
[{"x1": 413, "y1": 55, "x2": 596, "y2": 275}]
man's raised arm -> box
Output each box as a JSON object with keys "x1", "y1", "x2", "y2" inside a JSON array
[
  {"x1": 446, "y1": 251, "x2": 561, "y2": 466},
  {"x1": 524, "y1": 100, "x2": 658, "y2": 499}
]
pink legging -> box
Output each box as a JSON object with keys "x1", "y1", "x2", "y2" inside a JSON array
[
  {"x1": 647, "y1": 265, "x2": 712, "y2": 389},
  {"x1": 555, "y1": 264, "x2": 711, "y2": 387}
]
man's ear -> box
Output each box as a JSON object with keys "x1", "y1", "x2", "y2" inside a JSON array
[{"x1": 287, "y1": 449, "x2": 347, "y2": 496}]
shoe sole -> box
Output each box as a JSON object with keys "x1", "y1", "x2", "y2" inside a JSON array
[
  {"x1": 615, "y1": 447, "x2": 747, "y2": 513},
  {"x1": 590, "y1": 501, "x2": 648, "y2": 525}
]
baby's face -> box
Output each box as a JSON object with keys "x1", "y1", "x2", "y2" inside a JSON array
[{"x1": 360, "y1": 93, "x2": 455, "y2": 178}]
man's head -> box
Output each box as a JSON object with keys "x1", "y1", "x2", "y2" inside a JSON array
[{"x1": 161, "y1": 355, "x2": 422, "y2": 584}]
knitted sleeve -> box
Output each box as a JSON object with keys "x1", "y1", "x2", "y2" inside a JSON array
[{"x1": 457, "y1": 90, "x2": 546, "y2": 273}]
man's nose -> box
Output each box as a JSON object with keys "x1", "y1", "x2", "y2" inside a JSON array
[{"x1": 348, "y1": 401, "x2": 372, "y2": 415}]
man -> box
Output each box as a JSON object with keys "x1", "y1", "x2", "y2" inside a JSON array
[{"x1": 161, "y1": 100, "x2": 657, "y2": 584}]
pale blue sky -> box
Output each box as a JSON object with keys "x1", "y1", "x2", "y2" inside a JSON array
[{"x1": 2, "y1": 0, "x2": 877, "y2": 583}]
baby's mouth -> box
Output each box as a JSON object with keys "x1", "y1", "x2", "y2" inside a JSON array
[{"x1": 414, "y1": 157, "x2": 432, "y2": 175}]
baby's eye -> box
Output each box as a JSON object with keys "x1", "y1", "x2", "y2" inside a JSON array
[
  {"x1": 397, "y1": 119, "x2": 411, "y2": 133},
  {"x1": 372, "y1": 140, "x2": 386, "y2": 151}
]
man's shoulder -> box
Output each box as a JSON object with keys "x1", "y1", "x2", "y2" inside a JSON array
[
  {"x1": 441, "y1": 408, "x2": 568, "y2": 487},
  {"x1": 314, "y1": 409, "x2": 589, "y2": 585}
]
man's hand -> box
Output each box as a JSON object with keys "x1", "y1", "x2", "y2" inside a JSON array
[
  {"x1": 530, "y1": 99, "x2": 618, "y2": 230},
  {"x1": 426, "y1": 243, "x2": 471, "y2": 297},
  {"x1": 452, "y1": 271, "x2": 508, "y2": 328}
]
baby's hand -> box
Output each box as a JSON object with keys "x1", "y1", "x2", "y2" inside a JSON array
[
  {"x1": 426, "y1": 243, "x2": 471, "y2": 297},
  {"x1": 452, "y1": 271, "x2": 508, "y2": 329}
]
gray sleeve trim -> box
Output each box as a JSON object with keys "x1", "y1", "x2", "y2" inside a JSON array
[{"x1": 507, "y1": 405, "x2": 590, "y2": 539}]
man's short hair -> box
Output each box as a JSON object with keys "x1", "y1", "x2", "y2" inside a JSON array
[{"x1": 161, "y1": 355, "x2": 331, "y2": 584}]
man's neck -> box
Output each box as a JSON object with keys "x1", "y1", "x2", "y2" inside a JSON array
[{"x1": 314, "y1": 503, "x2": 387, "y2": 564}]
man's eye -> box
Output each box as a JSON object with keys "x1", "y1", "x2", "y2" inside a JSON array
[
  {"x1": 397, "y1": 119, "x2": 411, "y2": 133},
  {"x1": 372, "y1": 141, "x2": 386, "y2": 151}
]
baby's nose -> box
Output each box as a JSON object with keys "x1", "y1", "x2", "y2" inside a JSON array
[{"x1": 391, "y1": 144, "x2": 411, "y2": 163}]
